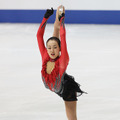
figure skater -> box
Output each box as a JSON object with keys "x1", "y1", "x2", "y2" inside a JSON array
[{"x1": 37, "y1": 5, "x2": 87, "y2": 120}]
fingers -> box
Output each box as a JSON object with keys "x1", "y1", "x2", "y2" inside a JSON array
[
  {"x1": 51, "y1": 7, "x2": 53, "y2": 11},
  {"x1": 58, "y1": 13, "x2": 65, "y2": 21},
  {"x1": 50, "y1": 7, "x2": 54, "y2": 14},
  {"x1": 47, "y1": 7, "x2": 54, "y2": 15},
  {"x1": 44, "y1": 7, "x2": 54, "y2": 18}
]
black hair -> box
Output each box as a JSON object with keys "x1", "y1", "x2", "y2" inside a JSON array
[{"x1": 46, "y1": 37, "x2": 61, "y2": 48}]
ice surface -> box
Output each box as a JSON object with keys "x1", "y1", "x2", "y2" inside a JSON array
[{"x1": 0, "y1": 23, "x2": 120, "y2": 120}]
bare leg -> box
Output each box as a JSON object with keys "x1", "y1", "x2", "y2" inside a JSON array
[
  {"x1": 64, "y1": 101, "x2": 77, "y2": 120},
  {"x1": 52, "y1": 6, "x2": 60, "y2": 38},
  {"x1": 53, "y1": 5, "x2": 65, "y2": 38}
]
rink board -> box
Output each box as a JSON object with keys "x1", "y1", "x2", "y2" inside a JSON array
[{"x1": 0, "y1": 10, "x2": 120, "y2": 24}]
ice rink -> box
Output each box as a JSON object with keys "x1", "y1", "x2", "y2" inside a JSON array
[{"x1": 0, "y1": 23, "x2": 120, "y2": 120}]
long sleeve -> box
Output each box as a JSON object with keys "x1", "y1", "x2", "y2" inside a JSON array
[
  {"x1": 59, "y1": 17, "x2": 69, "y2": 76},
  {"x1": 37, "y1": 17, "x2": 48, "y2": 60}
]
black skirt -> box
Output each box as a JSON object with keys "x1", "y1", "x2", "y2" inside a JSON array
[{"x1": 57, "y1": 73, "x2": 87, "y2": 101}]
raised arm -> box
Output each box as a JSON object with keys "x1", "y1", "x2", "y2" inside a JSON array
[
  {"x1": 59, "y1": 12, "x2": 69, "y2": 73},
  {"x1": 37, "y1": 8, "x2": 54, "y2": 60},
  {"x1": 37, "y1": 17, "x2": 48, "y2": 59}
]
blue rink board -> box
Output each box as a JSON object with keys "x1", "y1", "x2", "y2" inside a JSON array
[{"x1": 0, "y1": 10, "x2": 120, "y2": 24}]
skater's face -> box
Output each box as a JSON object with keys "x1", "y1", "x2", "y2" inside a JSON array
[{"x1": 47, "y1": 40, "x2": 61, "y2": 59}]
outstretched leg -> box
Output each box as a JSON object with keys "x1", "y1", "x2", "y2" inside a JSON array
[
  {"x1": 64, "y1": 101, "x2": 77, "y2": 120},
  {"x1": 53, "y1": 5, "x2": 65, "y2": 38}
]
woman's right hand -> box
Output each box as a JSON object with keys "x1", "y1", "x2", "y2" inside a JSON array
[{"x1": 44, "y1": 7, "x2": 54, "y2": 18}]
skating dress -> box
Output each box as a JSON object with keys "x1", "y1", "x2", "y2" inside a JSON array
[{"x1": 37, "y1": 16, "x2": 86, "y2": 101}]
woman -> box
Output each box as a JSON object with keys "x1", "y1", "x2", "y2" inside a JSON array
[{"x1": 37, "y1": 5, "x2": 87, "y2": 120}]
